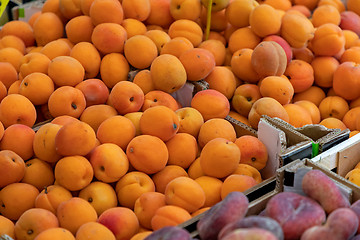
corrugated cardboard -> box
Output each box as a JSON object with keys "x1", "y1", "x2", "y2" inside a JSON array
[
  {"x1": 225, "y1": 115, "x2": 257, "y2": 137},
  {"x1": 311, "y1": 133, "x2": 360, "y2": 177},
  {"x1": 11, "y1": 0, "x2": 42, "y2": 21},
  {"x1": 257, "y1": 115, "x2": 313, "y2": 179}
]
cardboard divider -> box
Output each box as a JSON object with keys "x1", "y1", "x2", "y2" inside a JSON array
[
  {"x1": 225, "y1": 115, "x2": 257, "y2": 137},
  {"x1": 257, "y1": 115, "x2": 313, "y2": 179},
  {"x1": 311, "y1": 133, "x2": 360, "y2": 177}
]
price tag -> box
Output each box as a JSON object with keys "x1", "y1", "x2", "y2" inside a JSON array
[{"x1": 0, "y1": 0, "x2": 9, "y2": 18}]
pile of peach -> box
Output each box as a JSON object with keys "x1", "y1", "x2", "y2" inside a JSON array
[
  {"x1": 146, "y1": 169, "x2": 360, "y2": 240},
  {"x1": 0, "y1": 0, "x2": 360, "y2": 239}
]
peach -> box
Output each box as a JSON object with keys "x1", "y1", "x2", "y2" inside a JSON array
[
  {"x1": 144, "y1": 226, "x2": 192, "y2": 240},
  {"x1": 218, "y1": 215, "x2": 284, "y2": 240},
  {"x1": 350, "y1": 199, "x2": 360, "y2": 234},
  {"x1": 302, "y1": 169, "x2": 350, "y2": 214},
  {"x1": 301, "y1": 208, "x2": 358, "y2": 240},
  {"x1": 197, "y1": 191, "x2": 249, "y2": 240},
  {"x1": 221, "y1": 228, "x2": 278, "y2": 240},
  {"x1": 265, "y1": 192, "x2": 326, "y2": 240}
]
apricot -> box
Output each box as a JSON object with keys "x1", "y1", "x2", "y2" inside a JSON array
[
  {"x1": 57, "y1": 197, "x2": 98, "y2": 235},
  {"x1": 150, "y1": 54, "x2": 187, "y2": 94},
  {"x1": 126, "y1": 134, "x2": 168, "y2": 174},
  {"x1": 14, "y1": 208, "x2": 59, "y2": 240},
  {"x1": 251, "y1": 41, "x2": 287, "y2": 78},
  {"x1": 248, "y1": 97, "x2": 289, "y2": 130},
  {"x1": 78, "y1": 181, "x2": 117, "y2": 216},
  {"x1": 200, "y1": 138, "x2": 240, "y2": 179},
  {"x1": 34, "y1": 185, "x2": 72, "y2": 215},
  {"x1": 198, "y1": 118, "x2": 237, "y2": 149},
  {"x1": 165, "y1": 176, "x2": 206, "y2": 213},
  {"x1": 280, "y1": 11, "x2": 315, "y2": 48},
  {"x1": 124, "y1": 35, "x2": 158, "y2": 69},
  {"x1": 151, "y1": 165, "x2": 189, "y2": 194},
  {"x1": 0, "y1": 183, "x2": 39, "y2": 220},
  {"x1": 108, "y1": 80, "x2": 145, "y2": 115},
  {"x1": 115, "y1": 171, "x2": 155, "y2": 209},
  {"x1": 191, "y1": 89, "x2": 230, "y2": 121},
  {"x1": 0, "y1": 150, "x2": 25, "y2": 188},
  {"x1": 259, "y1": 75, "x2": 294, "y2": 105},
  {"x1": 54, "y1": 156, "x2": 93, "y2": 191},
  {"x1": 150, "y1": 205, "x2": 191, "y2": 231},
  {"x1": 76, "y1": 222, "x2": 116, "y2": 240},
  {"x1": 179, "y1": 48, "x2": 216, "y2": 81},
  {"x1": 139, "y1": 105, "x2": 179, "y2": 142}
]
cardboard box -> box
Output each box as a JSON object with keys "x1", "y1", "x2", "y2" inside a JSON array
[
  {"x1": 11, "y1": 0, "x2": 43, "y2": 22},
  {"x1": 311, "y1": 132, "x2": 360, "y2": 177},
  {"x1": 257, "y1": 115, "x2": 350, "y2": 179},
  {"x1": 257, "y1": 116, "x2": 314, "y2": 179},
  {"x1": 183, "y1": 158, "x2": 360, "y2": 239}
]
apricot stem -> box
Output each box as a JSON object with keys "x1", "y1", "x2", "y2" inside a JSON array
[{"x1": 205, "y1": 0, "x2": 213, "y2": 40}]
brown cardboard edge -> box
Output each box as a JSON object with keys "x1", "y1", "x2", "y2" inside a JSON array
[
  {"x1": 260, "y1": 116, "x2": 312, "y2": 149},
  {"x1": 225, "y1": 115, "x2": 257, "y2": 137},
  {"x1": 312, "y1": 133, "x2": 360, "y2": 173}
]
